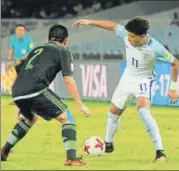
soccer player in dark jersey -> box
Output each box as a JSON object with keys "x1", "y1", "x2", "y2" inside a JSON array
[{"x1": 1, "y1": 24, "x2": 91, "y2": 166}]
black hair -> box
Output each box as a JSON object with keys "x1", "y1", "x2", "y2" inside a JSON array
[
  {"x1": 16, "y1": 24, "x2": 26, "y2": 29},
  {"x1": 48, "y1": 24, "x2": 68, "y2": 43},
  {"x1": 125, "y1": 16, "x2": 149, "y2": 36}
]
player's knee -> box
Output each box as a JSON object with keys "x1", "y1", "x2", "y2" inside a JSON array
[
  {"x1": 32, "y1": 114, "x2": 38, "y2": 123},
  {"x1": 137, "y1": 97, "x2": 151, "y2": 110},
  {"x1": 56, "y1": 109, "x2": 75, "y2": 125},
  {"x1": 110, "y1": 103, "x2": 124, "y2": 116},
  {"x1": 25, "y1": 114, "x2": 38, "y2": 126}
]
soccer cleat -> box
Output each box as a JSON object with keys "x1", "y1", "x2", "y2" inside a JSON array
[
  {"x1": 105, "y1": 142, "x2": 114, "y2": 153},
  {"x1": 153, "y1": 150, "x2": 167, "y2": 162},
  {"x1": 1, "y1": 149, "x2": 9, "y2": 161},
  {"x1": 65, "y1": 155, "x2": 87, "y2": 166},
  {"x1": 65, "y1": 160, "x2": 87, "y2": 166}
]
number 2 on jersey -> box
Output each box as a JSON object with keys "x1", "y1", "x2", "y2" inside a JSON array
[{"x1": 25, "y1": 48, "x2": 44, "y2": 70}]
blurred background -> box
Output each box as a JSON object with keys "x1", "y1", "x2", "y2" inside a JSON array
[
  {"x1": 1, "y1": 0, "x2": 179, "y2": 58},
  {"x1": 2, "y1": 0, "x2": 136, "y2": 19},
  {"x1": 1, "y1": 0, "x2": 179, "y2": 106}
]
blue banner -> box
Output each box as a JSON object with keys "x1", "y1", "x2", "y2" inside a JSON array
[{"x1": 120, "y1": 61, "x2": 179, "y2": 106}]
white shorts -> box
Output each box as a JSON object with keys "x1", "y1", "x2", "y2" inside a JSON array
[{"x1": 111, "y1": 76, "x2": 156, "y2": 109}]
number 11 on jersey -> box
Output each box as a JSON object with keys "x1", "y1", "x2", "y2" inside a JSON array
[{"x1": 132, "y1": 57, "x2": 138, "y2": 68}]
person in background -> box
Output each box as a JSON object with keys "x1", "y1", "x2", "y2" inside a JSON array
[
  {"x1": 8, "y1": 24, "x2": 34, "y2": 68},
  {"x1": 7, "y1": 24, "x2": 34, "y2": 121}
]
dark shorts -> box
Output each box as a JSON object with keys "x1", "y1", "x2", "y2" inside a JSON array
[{"x1": 14, "y1": 89, "x2": 67, "y2": 121}]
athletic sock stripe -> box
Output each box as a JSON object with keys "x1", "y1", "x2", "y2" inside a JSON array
[
  {"x1": 43, "y1": 91, "x2": 66, "y2": 111},
  {"x1": 7, "y1": 134, "x2": 19, "y2": 145},
  {"x1": 21, "y1": 119, "x2": 31, "y2": 128},
  {"x1": 19, "y1": 121, "x2": 30, "y2": 132},
  {"x1": 64, "y1": 140, "x2": 77, "y2": 150},
  {"x1": 12, "y1": 131, "x2": 18, "y2": 136},
  {"x1": 62, "y1": 125, "x2": 76, "y2": 132},
  {"x1": 46, "y1": 90, "x2": 66, "y2": 110},
  {"x1": 63, "y1": 136, "x2": 68, "y2": 142}
]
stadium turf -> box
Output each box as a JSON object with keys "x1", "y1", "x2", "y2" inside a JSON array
[{"x1": 1, "y1": 96, "x2": 179, "y2": 170}]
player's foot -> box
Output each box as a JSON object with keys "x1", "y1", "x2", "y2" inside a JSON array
[
  {"x1": 153, "y1": 150, "x2": 167, "y2": 162},
  {"x1": 65, "y1": 156, "x2": 87, "y2": 166},
  {"x1": 1, "y1": 149, "x2": 9, "y2": 161},
  {"x1": 65, "y1": 160, "x2": 87, "y2": 166},
  {"x1": 105, "y1": 142, "x2": 114, "y2": 153}
]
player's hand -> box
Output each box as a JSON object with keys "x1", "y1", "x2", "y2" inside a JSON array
[
  {"x1": 79, "y1": 104, "x2": 91, "y2": 117},
  {"x1": 168, "y1": 89, "x2": 178, "y2": 104},
  {"x1": 73, "y1": 19, "x2": 90, "y2": 28},
  {"x1": 7, "y1": 61, "x2": 13, "y2": 69},
  {"x1": 15, "y1": 60, "x2": 22, "y2": 66}
]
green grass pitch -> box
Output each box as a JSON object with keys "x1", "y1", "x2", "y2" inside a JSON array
[{"x1": 1, "y1": 96, "x2": 179, "y2": 170}]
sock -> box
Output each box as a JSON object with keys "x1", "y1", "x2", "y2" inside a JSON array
[
  {"x1": 105, "y1": 112, "x2": 120, "y2": 143},
  {"x1": 3, "y1": 118, "x2": 31, "y2": 155},
  {"x1": 62, "y1": 124, "x2": 77, "y2": 161},
  {"x1": 138, "y1": 108, "x2": 164, "y2": 151},
  {"x1": 156, "y1": 150, "x2": 165, "y2": 157}
]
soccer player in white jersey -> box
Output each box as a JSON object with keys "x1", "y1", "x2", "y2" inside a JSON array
[{"x1": 73, "y1": 17, "x2": 179, "y2": 162}]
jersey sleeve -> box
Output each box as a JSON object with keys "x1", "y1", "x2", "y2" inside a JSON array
[
  {"x1": 60, "y1": 49, "x2": 74, "y2": 77},
  {"x1": 115, "y1": 24, "x2": 128, "y2": 39},
  {"x1": 10, "y1": 36, "x2": 14, "y2": 49},
  {"x1": 152, "y1": 39, "x2": 174, "y2": 64},
  {"x1": 27, "y1": 36, "x2": 34, "y2": 53}
]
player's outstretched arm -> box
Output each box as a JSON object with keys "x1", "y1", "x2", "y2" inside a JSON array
[
  {"x1": 168, "y1": 57, "x2": 179, "y2": 103},
  {"x1": 64, "y1": 76, "x2": 91, "y2": 117},
  {"x1": 73, "y1": 19, "x2": 117, "y2": 31}
]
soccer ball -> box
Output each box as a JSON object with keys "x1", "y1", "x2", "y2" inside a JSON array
[{"x1": 84, "y1": 136, "x2": 105, "y2": 156}]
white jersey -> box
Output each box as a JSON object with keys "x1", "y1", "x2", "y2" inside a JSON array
[
  {"x1": 115, "y1": 25, "x2": 175, "y2": 80},
  {"x1": 111, "y1": 25, "x2": 175, "y2": 109}
]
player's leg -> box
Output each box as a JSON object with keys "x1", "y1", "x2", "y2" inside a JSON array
[
  {"x1": 32, "y1": 89, "x2": 86, "y2": 166},
  {"x1": 105, "y1": 103, "x2": 125, "y2": 153},
  {"x1": 56, "y1": 111, "x2": 86, "y2": 166},
  {"x1": 10, "y1": 107, "x2": 28, "y2": 154},
  {"x1": 136, "y1": 80, "x2": 167, "y2": 162},
  {"x1": 15, "y1": 106, "x2": 28, "y2": 121},
  {"x1": 1, "y1": 100, "x2": 37, "y2": 161},
  {"x1": 105, "y1": 83, "x2": 134, "y2": 153}
]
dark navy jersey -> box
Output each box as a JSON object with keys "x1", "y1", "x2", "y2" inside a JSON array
[{"x1": 12, "y1": 42, "x2": 74, "y2": 97}]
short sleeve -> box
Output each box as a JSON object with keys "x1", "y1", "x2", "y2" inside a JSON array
[
  {"x1": 151, "y1": 39, "x2": 174, "y2": 64},
  {"x1": 115, "y1": 25, "x2": 128, "y2": 39},
  {"x1": 60, "y1": 49, "x2": 74, "y2": 77},
  {"x1": 27, "y1": 36, "x2": 34, "y2": 53}
]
